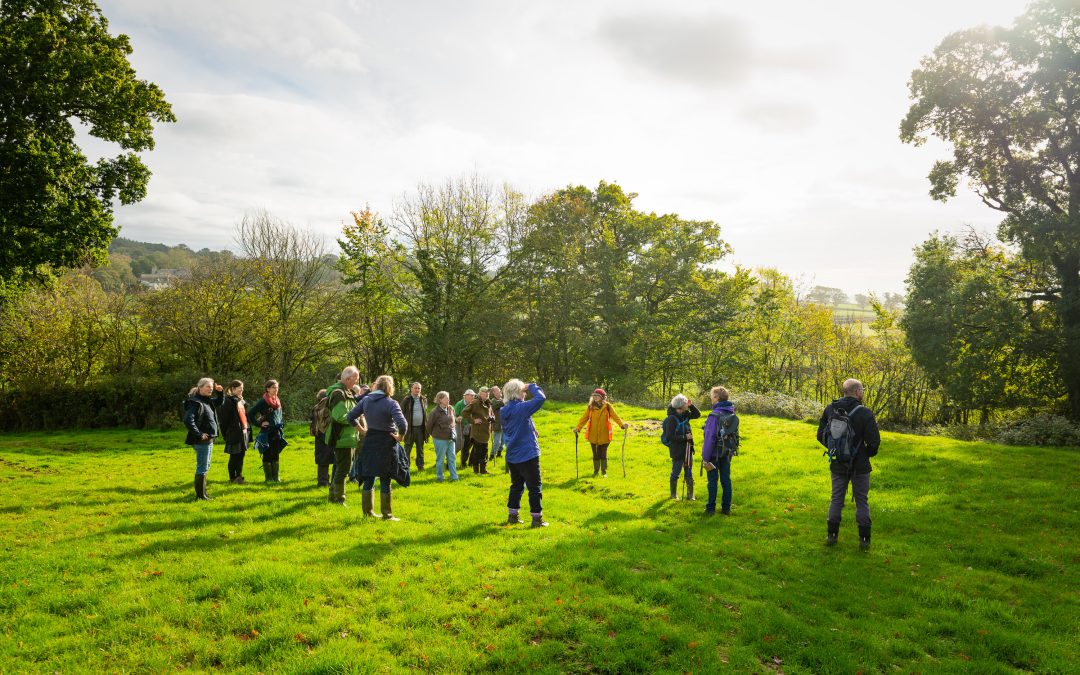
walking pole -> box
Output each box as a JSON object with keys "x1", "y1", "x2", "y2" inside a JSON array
[
  {"x1": 574, "y1": 431, "x2": 580, "y2": 479},
  {"x1": 682, "y1": 437, "x2": 692, "y2": 500},
  {"x1": 621, "y1": 426, "x2": 628, "y2": 478}
]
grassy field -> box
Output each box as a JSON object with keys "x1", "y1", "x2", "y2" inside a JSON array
[{"x1": 0, "y1": 401, "x2": 1077, "y2": 673}]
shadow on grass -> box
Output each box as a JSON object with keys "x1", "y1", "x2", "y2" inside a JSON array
[{"x1": 328, "y1": 522, "x2": 494, "y2": 567}]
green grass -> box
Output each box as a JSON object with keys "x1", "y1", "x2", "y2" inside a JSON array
[{"x1": 0, "y1": 401, "x2": 1077, "y2": 673}]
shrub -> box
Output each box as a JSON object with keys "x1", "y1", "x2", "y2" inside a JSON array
[
  {"x1": 730, "y1": 391, "x2": 824, "y2": 421},
  {"x1": 994, "y1": 414, "x2": 1080, "y2": 448}
]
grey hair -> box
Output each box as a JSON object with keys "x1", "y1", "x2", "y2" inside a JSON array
[
  {"x1": 503, "y1": 379, "x2": 526, "y2": 401},
  {"x1": 670, "y1": 394, "x2": 688, "y2": 410},
  {"x1": 434, "y1": 390, "x2": 450, "y2": 404},
  {"x1": 341, "y1": 365, "x2": 360, "y2": 381},
  {"x1": 188, "y1": 377, "x2": 214, "y2": 397},
  {"x1": 842, "y1": 378, "x2": 864, "y2": 395}
]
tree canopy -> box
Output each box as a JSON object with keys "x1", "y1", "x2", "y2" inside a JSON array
[{"x1": 0, "y1": 0, "x2": 174, "y2": 284}]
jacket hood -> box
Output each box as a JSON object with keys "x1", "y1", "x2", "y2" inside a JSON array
[
  {"x1": 712, "y1": 401, "x2": 735, "y2": 414},
  {"x1": 366, "y1": 390, "x2": 388, "y2": 401},
  {"x1": 831, "y1": 396, "x2": 862, "y2": 412}
]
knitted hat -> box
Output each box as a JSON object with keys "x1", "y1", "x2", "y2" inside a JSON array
[{"x1": 593, "y1": 388, "x2": 607, "y2": 398}]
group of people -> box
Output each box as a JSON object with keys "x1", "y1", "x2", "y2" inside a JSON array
[{"x1": 183, "y1": 372, "x2": 880, "y2": 547}]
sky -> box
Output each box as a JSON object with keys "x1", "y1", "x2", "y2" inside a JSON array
[{"x1": 91, "y1": 0, "x2": 1033, "y2": 296}]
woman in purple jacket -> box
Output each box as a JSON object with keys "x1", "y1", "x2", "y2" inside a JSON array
[{"x1": 701, "y1": 386, "x2": 739, "y2": 515}]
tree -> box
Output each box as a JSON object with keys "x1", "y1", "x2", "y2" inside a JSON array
[
  {"x1": 901, "y1": 0, "x2": 1080, "y2": 417},
  {"x1": 0, "y1": 0, "x2": 175, "y2": 284}
]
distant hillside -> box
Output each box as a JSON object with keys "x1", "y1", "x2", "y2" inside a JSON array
[{"x1": 91, "y1": 238, "x2": 233, "y2": 291}]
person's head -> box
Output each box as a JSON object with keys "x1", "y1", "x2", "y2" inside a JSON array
[
  {"x1": 351, "y1": 384, "x2": 363, "y2": 396},
  {"x1": 374, "y1": 374, "x2": 395, "y2": 397},
  {"x1": 264, "y1": 379, "x2": 279, "y2": 396},
  {"x1": 490, "y1": 385, "x2": 501, "y2": 399},
  {"x1": 189, "y1": 377, "x2": 215, "y2": 397},
  {"x1": 710, "y1": 386, "x2": 730, "y2": 404},
  {"x1": 670, "y1": 393, "x2": 689, "y2": 413},
  {"x1": 503, "y1": 379, "x2": 526, "y2": 401},
  {"x1": 316, "y1": 388, "x2": 327, "y2": 402},
  {"x1": 411, "y1": 382, "x2": 422, "y2": 396},
  {"x1": 226, "y1": 379, "x2": 244, "y2": 397},
  {"x1": 435, "y1": 390, "x2": 450, "y2": 406},
  {"x1": 591, "y1": 388, "x2": 607, "y2": 405},
  {"x1": 463, "y1": 389, "x2": 475, "y2": 404},
  {"x1": 479, "y1": 386, "x2": 489, "y2": 401},
  {"x1": 340, "y1": 366, "x2": 360, "y2": 389},
  {"x1": 842, "y1": 378, "x2": 865, "y2": 401}
]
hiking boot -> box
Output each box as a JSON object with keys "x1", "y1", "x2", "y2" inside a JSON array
[
  {"x1": 826, "y1": 532, "x2": 838, "y2": 546},
  {"x1": 531, "y1": 515, "x2": 549, "y2": 528},
  {"x1": 721, "y1": 508, "x2": 731, "y2": 516},
  {"x1": 858, "y1": 525, "x2": 871, "y2": 552},
  {"x1": 232, "y1": 475, "x2": 247, "y2": 485},
  {"x1": 506, "y1": 512, "x2": 522, "y2": 525},
  {"x1": 380, "y1": 492, "x2": 399, "y2": 521},
  {"x1": 703, "y1": 508, "x2": 715, "y2": 517},
  {"x1": 362, "y1": 490, "x2": 376, "y2": 517},
  {"x1": 827, "y1": 520, "x2": 841, "y2": 546}
]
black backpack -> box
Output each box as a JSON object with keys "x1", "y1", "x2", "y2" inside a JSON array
[
  {"x1": 661, "y1": 415, "x2": 692, "y2": 447},
  {"x1": 710, "y1": 412, "x2": 739, "y2": 460},
  {"x1": 823, "y1": 404, "x2": 863, "y2": 465}
]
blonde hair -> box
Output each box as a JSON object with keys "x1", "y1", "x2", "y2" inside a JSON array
[
  {"x1": 503, "y1": 379, "x2": 526, "y2": 401},
  {"x1": 435, "y1": 390, "x2": 450, "y2": 405},
  {"x1": 374, "y1": 374, "x2": 395, "y2": 397},
  {"x1": 711, "y1": 386, "x2": 730, "y2": 402},
  {"x1": 188, "y1": 377, "x2": 214, "y2": 397},
  {"x1": 226, "y1": 379, "x2": 244, "y2": 396}
]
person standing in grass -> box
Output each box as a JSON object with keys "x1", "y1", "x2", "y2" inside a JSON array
[
  {"x1": 349, "y1": 375, "x2": 408, "y2": 521},
  {"x1": 218, "y1": 380, "x2": 251, "y2": 485},
  {"x1": 817, "y1": 378, "x2": 880, "y2": 551},
  {"x1": 426, "y1": 391, "x2": 459, "y2": 482},
  {"x1": 662, "y1": 394, "x2": 701, "y2": 500},
  {"x1": 311, "y1": 389, "x2": 334, "y2": 487},
  {"x1": 248, "y1": 380, "x2": 287, "y2": 483},
  {"x1": 487, "y1": 386, "x2": 506, "y2": 462},
  {"x1": 573, "y1": 388, "x2": 628, "y2": 478},
  {"x1": 454, "y1": 389, "x2": 475, "y2": 469},
  {"x1": 400, "y1": 382, "x2": 428, "y2": 472},
  {"x1": 324, "y1": 368, "x2": 362, "y2": 506},
  {"x1": 463, "y1": 386, "x2": 494, "y2": 474},
  {"x1": 701, "y1": 386, "x2": 739, "y2": 516},
  {"x1": 500, "y1": 379, "x2": 548, "y2": 528},
  {"x1": 184, "y1": 377, "x2": 223, "y2": 501}
]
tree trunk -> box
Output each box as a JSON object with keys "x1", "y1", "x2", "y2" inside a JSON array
[{"x1": 1055, "y1": 255, "x2": 1080, "y2": 419}]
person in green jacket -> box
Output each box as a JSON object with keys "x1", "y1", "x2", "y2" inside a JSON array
[{"x1": 324, "y1": 366, "x2": 364, "y2": 506}]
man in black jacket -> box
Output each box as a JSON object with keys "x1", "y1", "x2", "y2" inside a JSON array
[
  {"x1": 817, "y1": 378, "x2": 880, "y2": 551},
  {"x1": 400, "y1": 382, "x2": 428, "y2": 471}
]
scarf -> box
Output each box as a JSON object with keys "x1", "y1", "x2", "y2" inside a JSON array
[
  {"x1": 237, "y1": 398, "x2": 248, "y2": 428},
  {"x1": 263, "y1": 392, "x2": 281, "y2": 410}
]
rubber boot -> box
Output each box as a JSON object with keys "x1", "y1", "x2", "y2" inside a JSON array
[
  {"x1": 327, "y1": 482, "x2": 337, "y2": 503},
  {"x1": 479, "y1": 456, "x2": 490, "y2": 475},
  {"x1": 670, "y1": 478, "x2": 678, "y2": 500},
  {"x1": 592, "y1": 458, "x2": 599, "y2": 477},
  {"x1": 858, "y1": 525, "x2": 871, "y2": 552},
  {"x1": 686, "y1": 481, "x2": 696, "y2": 501},
  {"x1": 195, "y1": 475, "x2": 212, "y2": 501},
  {"x1": 263, "y1": 463, "x2": 272, "y2": 482},
  {"x1": 531, "y1": 514, "x2": 549, "y2": 528},
  {"x1": 601, "y1": 457, "x2": 608, "y2": 477},
  {"x1": 271, "y1": 461, "x2": 281, "y2": 482},
  {"x1": 317, "y1": 464, "x2": 329, "y2": 487},
  {"x1": 362, "y1": 490, "x2": 376, "y2": 517},
  {"x1": 826, "y1": 520, "x2": 840, "y2": 547},
  {"x1": 380, "y1": 492, "x2": 399, "y2": 521},
  {"x1": 202, "y1": 476, "x2": 212, "y2": 500}
]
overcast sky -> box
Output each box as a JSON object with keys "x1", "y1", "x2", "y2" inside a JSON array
[{"x1": 92, "y1": 0, "x2": 1032, "y2": 295}]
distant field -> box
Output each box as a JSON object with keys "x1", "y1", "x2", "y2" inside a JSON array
[{"x1": 0, "y1": 402, "x2": 1076, "y2": 673}]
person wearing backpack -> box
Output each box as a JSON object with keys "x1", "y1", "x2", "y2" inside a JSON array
[
  {"x1": 573, "y1": 388, "x2": 628, "y2": 478},
  {"x1": 817, "y1": 378, "x2": 881, "y2": 551},
  {"x1": 701, "y1": 386, "x2": 739, "y2": 515},
  {"x1": 322, "y1": 367, "x2": 363, "y2": 506},
  {"x1": 310, "y1": 389, "x2": 334, "y2": 487},
  {"x1": 183, "y1": 377, "x2": 223, "y2": 501},
  {"x1": 248, "y1": 380, "x2": 288, "y2": 483},
  {"x1": 661, "y1": 394, "x2": 701, "y2": 500},
  {"x1": 218, "y1": 380, "x2": 251, "y2": 485}
]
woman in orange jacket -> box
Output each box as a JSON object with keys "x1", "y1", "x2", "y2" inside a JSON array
[{"x1": 573, "y1": 388, "x2": 628, "y2": 477}]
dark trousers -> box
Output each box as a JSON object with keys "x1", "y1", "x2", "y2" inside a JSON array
[
  {"x1": 227, "y1": 451, "x2": 245, "y2": 480},
  {"x1": 362, "y1": 475, "x2": 392, "y2": 494},
  {"x1": 590, "y1": 443, "x2": 609, "y2": 475},
  {"x1": 507, "y1": 457, "x2": 543, "y2": 515},
  {"x1": 705, "y1": 457, "x2": 732, "y2": 512},
  {"x1": 403, "y1": 428, "x2": 426, "y2": 469},
  {"x1": 460, "y1": 438, "x2": 474, "y2": 467},
  {"x1": 469, "y1": 439, "x2": 488, "y2": 471},
  {"x1": 828, "y1": 471, "x2": 871, "y2": 528},
  {"x1": 330, "y1": 446, "x2": 354, "y2": 502}
]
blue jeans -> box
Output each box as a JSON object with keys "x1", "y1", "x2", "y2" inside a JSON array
[
  {"x1": 706, "y1": 457, "x2": 732, "y2": 512},
  {"x1": 490, "y1": 430, "x2": 504, "y2": 457},
  {"x1": 194, "y1": 442, "x2": 213, "y2": 476},
  {"x1": 433, "y1": 438, "x2": 458, "y2": 481},
  {"x1": 361, "y1": 475, "x2": 391, "y2": 495}
]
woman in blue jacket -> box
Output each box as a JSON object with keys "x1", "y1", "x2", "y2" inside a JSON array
[
  {"x1": 348, "y1": 375, "x2": 408, "y2": 521},
  {"x1": 500, "y1": 379, "x2": 548, "y2": 528}
]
